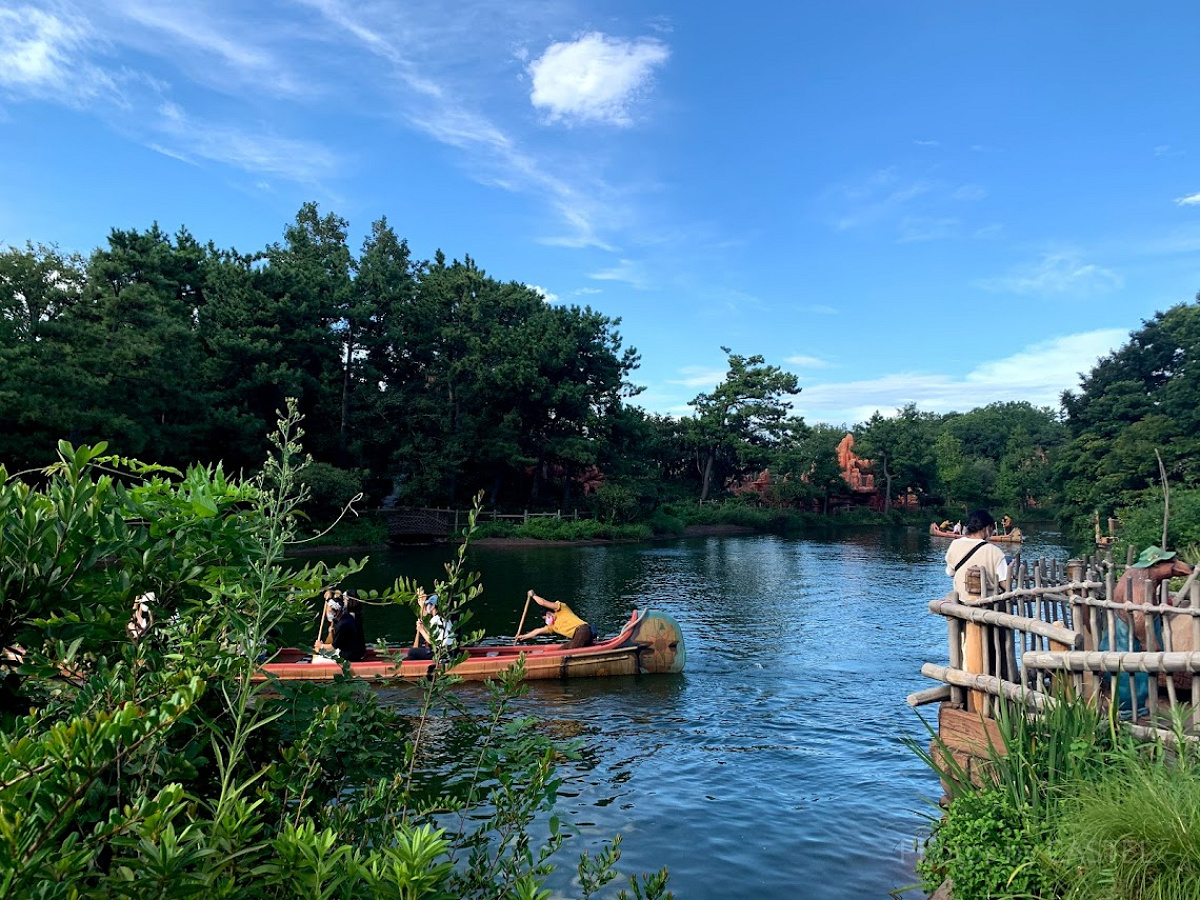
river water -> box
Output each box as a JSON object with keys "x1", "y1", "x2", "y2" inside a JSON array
[{"x1": 331, "y1": 525, "x2": 1071, "y2": 899}]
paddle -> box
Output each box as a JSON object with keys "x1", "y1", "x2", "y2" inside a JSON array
[
  {"x1": 314, "y1": 590, "x2": 332, "y2": 650},
  {"x1": 514, "y1": 590, "x2": 533, "y2": 645}
]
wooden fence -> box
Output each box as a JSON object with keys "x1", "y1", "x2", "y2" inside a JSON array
[{"x1": 909, "y1": 551, "x2": 1200, "y2": 749}]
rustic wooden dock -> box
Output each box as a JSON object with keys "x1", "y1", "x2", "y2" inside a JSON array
[{"x1": 909, "y1": 551, "x2": 1200, "y2": 773}]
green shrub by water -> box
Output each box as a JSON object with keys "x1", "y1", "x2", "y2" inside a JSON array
[
  {"x1": 0, "y1": 407, "x2": 670, "y2": 898},
  {"x1": 914, "y1": 695, "x2": 1200, "y2": 900}
]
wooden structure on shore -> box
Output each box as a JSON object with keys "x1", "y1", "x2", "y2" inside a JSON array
[{"x1": 909, "y1": 551, "x2": 1200, "y2": 775}]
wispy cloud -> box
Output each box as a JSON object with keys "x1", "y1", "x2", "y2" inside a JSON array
[
  {"x1": 806, "y1": 304, "x2": 838, "y2": 316},
  {"x1": 834, "y1": 168, "x2": 933, "y2": 231},
  {"x1": 952, "y1": 184, "x2": 987, "y2": 201},
  {"x1": 786, "y1": 355, "x2": 828, "y2": 368},
  {"x1": 794, "y1": 328, "x2": 1128, "y2": 425},
  {"x1": 587, "y1": 258, "x2": 651, "y2": 289},
  {"x1": 296, "y1": 2, "x2": 643, "y2": 249},
  {"x1": 105, "y1": 0, "x2": 309, "y2": 98},
  {"x1": 898, "y1": 216, "x2": 959, "y2": 243},
  {"x1": 1175, "y1": 192, "x2": 1200, "y2": 207},
  {"x1": 528, "y1": 32, "x2": 669, "y2": 126},
  {"x1": 670, "y1": 366, "x2": 729, "y2": 390},
  {"x1": 152, "y1": 101, "x2": 340, "y2": 183},
  {"x1": 0, "y1": 5, "x2": 119, "y2": 106},
  {"x1": 976, "y1": 252, "x2": 1122, "y2": 296},
  {"x1": 913, "y1": 139, "x2": 940, "y2": 147}
]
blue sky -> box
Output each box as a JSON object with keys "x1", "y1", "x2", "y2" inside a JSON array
[{"x1": 2, "y1": 1, "x2": 1199, "y2": 427}]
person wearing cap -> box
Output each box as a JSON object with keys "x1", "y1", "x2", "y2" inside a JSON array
[
  {"x1": 944, "y1": 509, "x2": 1010, "y2": 599},
  {"x1": 516, "y1": 590, "x2": 595, "y2": 648},
  {"x1": 1114, "y1": 546, "x2": 1193, "y2": 645},
  {"x1": 407, "y1": 587, "x2": 455, "y2": 661}
]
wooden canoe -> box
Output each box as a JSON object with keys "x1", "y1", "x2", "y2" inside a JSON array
[
  {"x1": 928, "y1": 523, "x2": 1023, "y2": 544},
  {"x1": 253, "y1": 608, "x2": 686, "y2": 683}
]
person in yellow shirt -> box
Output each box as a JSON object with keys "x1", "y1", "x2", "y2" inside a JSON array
[{"x1": 516, "y1": 590, "x2": 595, "y2": 648}]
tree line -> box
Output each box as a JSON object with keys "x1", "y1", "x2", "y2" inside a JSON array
[{"x1": 3, "y1": 203, "x2": 1198, "y2": 535}]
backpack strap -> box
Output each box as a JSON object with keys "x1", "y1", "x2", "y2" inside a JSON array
[{"x1": 953, "y1": 539, "x2": 989, "y2": 574}]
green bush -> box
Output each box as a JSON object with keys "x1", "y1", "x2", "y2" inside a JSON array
[
  {"x1": 511, "y1": 517, "x2": 652, "y2": 542},
  {"x1": 0, "y1": 406, "x2": 670, "y2": 899},
  {"x1": 308, "y1": 515, "x2": 388, "y2": 548},
  {"x1": 1117, "y1": 488, "x2": 1200, "y2": 560},
  {"x1": 297, "y1": 460, "x2": 365, "y2": 521},
  {"x1": 647, "y1": 510, "x2": 685, "y2": 535},
  {"x1": 917, "y1": 788, "x2": 1053, "y2": 899}
]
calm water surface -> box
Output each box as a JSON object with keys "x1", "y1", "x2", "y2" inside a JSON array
[{"x1": 332, "y1": 526, "x2": 1071, "y2": 899}]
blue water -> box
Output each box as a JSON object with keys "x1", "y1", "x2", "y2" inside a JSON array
[{"x1": 334, "y1": 525, "x2": 1071, "y2": 899}]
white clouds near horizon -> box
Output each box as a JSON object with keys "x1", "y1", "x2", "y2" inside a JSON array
[
  {"x1": 792, "y1": 328, "x2": 1127, "y2": 426},
  {"x1": 1177, "y1": 192, "x2": 1200, "y2": 207}
]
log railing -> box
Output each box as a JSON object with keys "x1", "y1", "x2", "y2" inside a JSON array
[{"x1": 910, "y1": 551, "x2": 1200, "y2": 742}]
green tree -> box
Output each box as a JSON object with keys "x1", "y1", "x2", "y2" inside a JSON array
[
  {"x1": 1060, "y1": 296, "x2": 1200, "y2": 527},
  {"x1": 856, "y1": 403, "x2": 939, "y2": 512},
  {"x1": 686, "y1": 348, "x2": 802, "y2": 502},
  {"x1": 0, "y1": 242, "x2": 86, "y2": 469}
]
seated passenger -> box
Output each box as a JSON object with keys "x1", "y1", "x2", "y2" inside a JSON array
[{"x1": 407, "y1": 588, "x2": 455, "y2": 661}]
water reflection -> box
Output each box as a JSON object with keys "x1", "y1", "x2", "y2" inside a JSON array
[{"x1": 317, "y1": 526, "x2": 1071, "y2": 899}]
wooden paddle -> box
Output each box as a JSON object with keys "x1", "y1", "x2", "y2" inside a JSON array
[
  {"x1": 315, "y1": 591, "x2": 332, "y2": 649},
  {"x1": 513, "y1": 591, "x2": 533, "y2": 645}
]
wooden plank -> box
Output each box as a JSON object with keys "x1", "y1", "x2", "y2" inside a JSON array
[{"x1": 938, "y1": 703, "x2": 1005, "y2": 756}]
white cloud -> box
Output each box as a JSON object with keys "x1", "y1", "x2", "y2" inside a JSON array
[
  {"x1": 913, "y1": 139, "x2": 940, "y2": 147},
  {"x1": 977, "y1": 252, "x2": 1122, "y2": 296},
  {"x1": 792, "y1": 328, "x2": 1128, "y2": 425},
  {"x1": 1175, "y1": 192, "x2": 1200, "y2": 207},
  {"x1": 786, "y1": 355, "x2": 828, "y2": 368},
  {"x1": 807, "y1": 304, "x2": 838, "y2": 315},
  {"x1": 528, "y1": 32, "x2": 669, "y2": 126},
  {"x1": 528, "y1": 284, "x2": 559, "y2": 303}
]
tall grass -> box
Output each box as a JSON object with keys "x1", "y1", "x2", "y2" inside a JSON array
[{"x1": 911, "y1": 692, "x2": 1196, "y2": 900}]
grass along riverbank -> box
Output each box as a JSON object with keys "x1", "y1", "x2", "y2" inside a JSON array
[{"x1": 912, "y1": 694, "x2": 1200, "y2": 900}]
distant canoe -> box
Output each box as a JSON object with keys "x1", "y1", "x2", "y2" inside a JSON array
[
  {"x1": 929, "y1": 523, "x2": 1023, "y2": 544},
  {"x1": 253, "y1": 608, "x2": 686, "y2": 684}
]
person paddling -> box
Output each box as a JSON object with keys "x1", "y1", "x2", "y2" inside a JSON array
[{"x1": 516, "y1": 590, "x2": 595, "y2": 648}]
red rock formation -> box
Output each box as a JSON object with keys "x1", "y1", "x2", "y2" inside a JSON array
[{"x1": 836, "y1": 434, "x2": 876, "y2": 493}]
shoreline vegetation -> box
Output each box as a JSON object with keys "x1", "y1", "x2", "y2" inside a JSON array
[
  {"x1": 913, "y1": 691, "x2": 1200, "y2": 900},
  {"x1": 301, "y1": 506, "x2": 1066, "y2": 555},
  {"x1": 6, "y1": 216, "x2": 1200, "y2": 565},
  {"x1": 0, "y1": 411, "x2": 672, "y2": 898}
]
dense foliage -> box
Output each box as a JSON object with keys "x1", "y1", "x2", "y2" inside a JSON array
[
  {"x1": 0, "y1": 408, "x2": 670, "y2": 898},
  {"x1": 3, "y1": 210, "x2": 1199, "y2": 541},
  {"x1": 914, "y1": 695, "x2": 1200, "y2": 900}
]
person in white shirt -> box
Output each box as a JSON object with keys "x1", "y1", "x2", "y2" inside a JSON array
[{"x1": 945, "y1": 510, "x2": 1009, "y2": 599}]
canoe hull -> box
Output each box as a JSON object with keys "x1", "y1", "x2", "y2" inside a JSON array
[
  {"x1": 253, "y1": 608, "x2": 686, "y2": 684},
  {"x1": 929, "y1": 523, "x2": 1022, "y2": 544}
]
